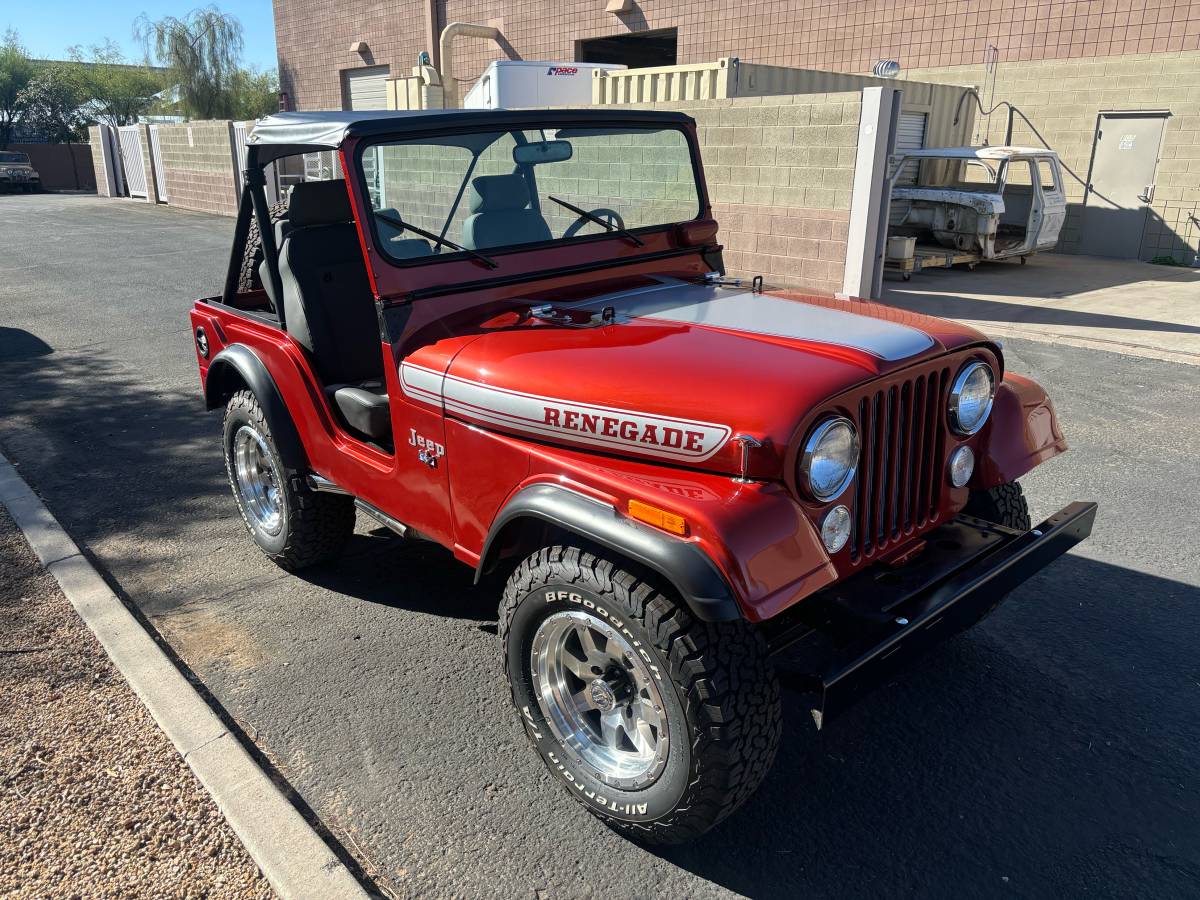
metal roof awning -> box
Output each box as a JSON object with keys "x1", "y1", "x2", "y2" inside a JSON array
[{"x1": 244, "y1": 108, "x2": 694, "y2": 163}]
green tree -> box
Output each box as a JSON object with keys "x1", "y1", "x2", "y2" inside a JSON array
[
  {"x1": 134, "y1": 5, "x2": 243, "y2": 119},
  {"x1": 0, "y1": 29, "x2": 35, "y2": 147},
  {"x1": 229, "y1": 66, "x2": 279, "y2": 120},
  {"x1": 68, "y1": 41, "x2": 168, "y2": 128},
  {"x1": 18, "y1": 63, "x2": 87, "y2": 143}
]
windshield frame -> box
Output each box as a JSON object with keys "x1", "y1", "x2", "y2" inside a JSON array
[
  {"x1": 353, "y1": 121, "x2": 706, "y2": 269},
  {"x1": 0, "y1": 152, "x2": 31, "y2": 164}
]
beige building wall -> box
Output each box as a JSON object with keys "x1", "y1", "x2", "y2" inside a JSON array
[
  {"x1": 275, "y1": 0, "x2": 1200, "y2": 114},
  {"x1": 904, "y1": 50, "x2": 1200, "y2": 262}
]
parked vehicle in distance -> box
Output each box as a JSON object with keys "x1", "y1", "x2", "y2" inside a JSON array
[
  {"x1": 0, "y1": 151, "x2": 41, "y2": 193},
  {"x1": 190, "y1": 109, "x2": 1095, "y2": 844},
  {"x1": 889, "y1": 146, "x2": 1066, "y2": 262}
]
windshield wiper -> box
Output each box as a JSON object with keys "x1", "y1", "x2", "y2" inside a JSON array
[
  {"x1": 547, "y1": 195, "x2": 644, "y2": 247},
  {"x1": 375, "y1": 211, "x2": 498, "y2": 269}
]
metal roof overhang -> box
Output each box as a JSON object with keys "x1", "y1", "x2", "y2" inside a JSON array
[{"x1": 244, "y1": 108, "x2": 695, "y2": 164}]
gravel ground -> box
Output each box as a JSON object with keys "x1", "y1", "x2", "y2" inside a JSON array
[{"x1": 0, "y1": 508, "x2": 273, "y2": 899}]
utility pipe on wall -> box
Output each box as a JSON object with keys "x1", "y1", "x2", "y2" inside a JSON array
[{"x1": 439, "y1": 22, "x2": 502, "y2": 108}]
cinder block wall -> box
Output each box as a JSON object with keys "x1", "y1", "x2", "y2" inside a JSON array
[
  {"x1": 652, "y1": 93, "x2": 860, "y2": 293},
  {"x1": 9, "y1": 142, "x2": 96, "y2": 192},
  {"x1": 377, "y1": 92, "x2": 861, "y2": 294},
  {"x1": 905, "y1": 50, "x2": 1200, "y2": 262},
  {"x1": 153, "y1": 121, "x2": 240, "y2": 216}
]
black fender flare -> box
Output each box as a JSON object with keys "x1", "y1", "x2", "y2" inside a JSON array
[
  {"x1": 476, "y1": 483, "x2": 742, "y2": 622},
  {"x1": 203, "y1": 344, "x2": 307, "y2": 471}
]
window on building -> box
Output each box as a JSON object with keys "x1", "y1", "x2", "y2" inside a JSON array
[{"x1": 577, "y1": 29, "x2": 678, "y2": 69}]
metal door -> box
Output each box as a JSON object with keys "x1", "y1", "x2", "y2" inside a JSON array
[
  {"x1": 1081, "y1": 112, "x2": 1168, "y2": 258},
  {"x1": 148, "y1": 125, "x2": 168, "y2": 201},
  {"x1": 118, "y1": 124, "x2": 148, "y2": 199}
]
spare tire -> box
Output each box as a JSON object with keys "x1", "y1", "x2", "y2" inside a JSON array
[{"x1": 238, "y1": 200, "x2": 290, "y2": 295}]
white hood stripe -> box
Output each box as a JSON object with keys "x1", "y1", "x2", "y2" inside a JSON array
[
  {"x1": 400, "y1": 363, "x2": 732, "y2": 463},
  {"x1": 570, "y1": 279, "x2": 935, "y2": 361}
]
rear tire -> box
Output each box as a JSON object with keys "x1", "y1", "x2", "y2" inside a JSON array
[
  {"x1": 237, "y1": 200, "x2": 289, "y2": 294},
  {"x1": 500, "y1": 545, "x2": 781, "y2": 845},
  {"x1": 964, "y1": 481, "x2": 1031, "y2": 530},
  {"x1": 222, "y1": 390, "x2": 354, "y2": 569}
]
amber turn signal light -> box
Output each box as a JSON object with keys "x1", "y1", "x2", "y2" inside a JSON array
[{"x1": 627, "y1": 499, "x2": 688, "y2": 536}]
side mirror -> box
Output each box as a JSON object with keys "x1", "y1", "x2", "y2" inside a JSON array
[{"x1": 513, "y1": 140, "x2": 573, "y2": 166}]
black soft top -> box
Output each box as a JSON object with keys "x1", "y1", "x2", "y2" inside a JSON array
[{"x1": 246, "y1": 108, "x2": 694, "y2": 163}]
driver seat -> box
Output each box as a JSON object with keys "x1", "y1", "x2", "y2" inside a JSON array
[
  {"x1": 462, "y1": 174, "x2": 551, "y2": 250},
  {"x1": 278, "y1": 181, "x2": 391, "y2": 443}
]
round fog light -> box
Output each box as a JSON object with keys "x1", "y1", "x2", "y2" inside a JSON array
[
  {"x1": 821, "y1": 505, "x2": 852, "y2": 554},
  {"x1": 949, "y1": 445, "x2": 975, "y2": 488}
]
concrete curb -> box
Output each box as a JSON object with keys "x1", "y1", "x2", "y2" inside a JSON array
[{"x1": 0, "y1": 451, "x2": 370, "y2": 900}]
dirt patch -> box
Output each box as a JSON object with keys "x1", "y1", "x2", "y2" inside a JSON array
[{"x1": 0, "y1": 507, "x2": 273, "y2": 899}]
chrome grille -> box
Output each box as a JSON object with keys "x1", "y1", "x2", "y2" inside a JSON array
[{"x1": 850, "y1": 366, "x2": 949, "y2": 561}]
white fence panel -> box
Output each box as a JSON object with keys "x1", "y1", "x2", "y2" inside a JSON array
[{"x1": 118, "y1": 125, "x2": 148, "y2": 199}]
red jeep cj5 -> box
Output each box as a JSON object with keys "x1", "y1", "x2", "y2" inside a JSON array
[{"x1": 191, "y1": 109, "x2": 1096, "y2": 843}]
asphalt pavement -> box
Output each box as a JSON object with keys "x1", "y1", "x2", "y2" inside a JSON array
[{"x1": 1, "y1": 194, "x2": 1198, "y2": 899}]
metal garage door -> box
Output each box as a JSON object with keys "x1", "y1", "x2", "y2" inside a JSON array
[
  {"x1": 894, "y1": 111, "x2": 928, "y2": 185},
  {"x1": 888, "y1": 111, "x2": 928, "y2": 230},
  {"x1": 343, "y1": 66, "x2": 390, "y2": 110}
]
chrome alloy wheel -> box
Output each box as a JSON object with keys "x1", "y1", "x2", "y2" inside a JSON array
[
  {"x1": 531, "y1": 610, "x2": 669, "y2": 789},
  {"x1": 232, "y1": 425, "x2": 284, "y2": 536}
]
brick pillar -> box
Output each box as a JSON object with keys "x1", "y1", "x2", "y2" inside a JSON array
[{"x1": 88, "y1": 126, "x2": 113, "y2": 197}]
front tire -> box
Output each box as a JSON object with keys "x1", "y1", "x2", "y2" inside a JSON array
[
  {"x1": 500, "y1": 546, "x2": 781, "y2": 845},
  {"x1": 222, "y1": 390, "x2": 354, "y2": 569},
  {"x1": 964, "y1": 481, "x2": 1031, "y2": 530}
]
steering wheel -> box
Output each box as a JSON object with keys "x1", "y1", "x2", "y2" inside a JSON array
[{"x1": 562, "y1": 208, "x2": 627, "y2": 240}]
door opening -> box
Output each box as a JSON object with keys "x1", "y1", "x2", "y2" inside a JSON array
[{"x1": 577, "y1": 29, "x2": 678, "y2": 69}]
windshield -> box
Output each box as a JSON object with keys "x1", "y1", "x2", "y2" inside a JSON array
[
  {"x1": 359, "y1": 126, "x2": 701, "y2": 264},
  {"x1": 0, "y1": 152, "x2": 30, "y2": 164}
]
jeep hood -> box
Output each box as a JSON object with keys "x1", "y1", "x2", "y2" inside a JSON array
[{"x1": 402, "y1": 278, "x2": 995, "y2": 477}]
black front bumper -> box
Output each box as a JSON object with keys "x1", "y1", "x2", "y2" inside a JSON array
[{"x1": 766, "y1": 501, "x2": 1097, "y2": 728}]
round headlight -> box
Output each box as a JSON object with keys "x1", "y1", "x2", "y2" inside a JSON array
[
  {"x1": 800, "y1": 417, "x2": 859, "y2": 501},
  {"x1": 949, "y1": 445, "x2": 975, "y2": 488},
  {"x1": 821, "y1": 505, "x2": 852, "y2": 553},
  {"x1": 949, "y1": 361, "x2": 995, "y2": 435}
]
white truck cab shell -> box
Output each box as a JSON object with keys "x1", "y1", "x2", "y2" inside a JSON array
[
  {"x1": 889, "y1": 146, "x2": 1067, "y2": 260},
  {"x1": 463, "y1": 60, "x2": 627, "y2": 109}
]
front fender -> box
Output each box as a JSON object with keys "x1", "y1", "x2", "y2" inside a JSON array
[
  {"x1": 477, "y1": 482, "x2": 742, "y2": 622},
  {"x1": 978, "y1": 372, "x2": 1068, "y2": 486}
]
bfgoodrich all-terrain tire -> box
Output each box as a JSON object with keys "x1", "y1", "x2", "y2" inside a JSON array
[
  {"x1": 500, "y1": 545, "x2": 781, "y2": 845},
  {"x1": 964, "y1": 481, "x2": 1032, "y2": 530},
  {"x1": 222, "y1": 390, "x2": 354, "y2": 570}
]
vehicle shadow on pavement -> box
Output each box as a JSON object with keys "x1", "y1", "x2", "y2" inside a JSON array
[
  {"x1": 294, "y1": 534, "x2": 498, "y2": 622},
  {"x1": 655, "y1": 555, "x2": 1200, "y2": 899}
]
